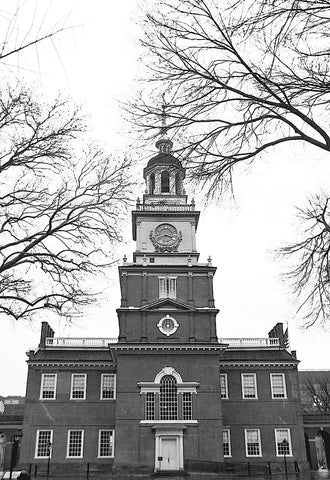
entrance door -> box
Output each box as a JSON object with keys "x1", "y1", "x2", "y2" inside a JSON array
[{"x1": 161, "y1": 437, "x2": 177, "y2": 470}]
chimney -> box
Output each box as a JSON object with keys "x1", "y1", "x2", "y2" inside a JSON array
[
  {"x1": 268, "y1": 323, "x2": 284, "y2": 348},
  {"x1": 39, "y1": 322, "x2": 55, "y2": 349}
]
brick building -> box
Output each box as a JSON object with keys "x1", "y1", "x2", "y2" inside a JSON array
[
  {"x1": 0, "y1": 396, "x2": 24, "y2": 471},
  {"x1": 19, "y1": 136, "x2": 308, "y2": 477},
  {"x1": 298, "y1": 370, "x2": 330, "y2": 470}
]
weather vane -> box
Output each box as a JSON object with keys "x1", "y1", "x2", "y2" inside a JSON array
[{"x1": 160, "y1": 92, "x2": 168, "y2": 138}]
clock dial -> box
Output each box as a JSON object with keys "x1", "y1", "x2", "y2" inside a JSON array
[
  {"x1": 157, "y1": 315, "x2": 179, "y2": 336},
  {"x1": 150, "y1": 223, "x2": 182, "y2": 252},
  {"x1": 154, "y1": 223, "x2": 178, "y2": 246}
]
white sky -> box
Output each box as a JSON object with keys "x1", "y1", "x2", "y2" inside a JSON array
[{"x1": 0, "y1": 0, "x2": 329, "y2": 397}]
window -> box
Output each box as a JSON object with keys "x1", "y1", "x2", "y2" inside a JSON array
[
  {"x1": 175, "y1": 172, "x2": 181, "y2": 195},
  {"x1": 242, "y1": 374, "x2": 258, "y2": 399},
  {"x1": 40, "y1": 374, "x2": 57, "y2": 400},
  {"x1": 98, "y1": 430, "x2": 114, "y2": 457},
  {"x1": 101, "y1": 374, "x2": 116, "y2": 399},
  {"x1": 140, "y1": 367, "x2": 198, "y2": 422},
  {"x1": 71, "y1": 374, "x2": 87, "y2": 400},
  {"x1": 145, "y1": 393, "x2": 155, "y2": 420},
  {"x1": 245, "y1": 429, "x2": 262, "y2": 457},
  {"x1": 35, "y1": 430, "x2": 53, "y2": 458},
  {"x1": 275, "y1": 429, "x2": 292, "y2": 456},
  {"x1": 223, "y1": 429, "x2": 231, "y2": 457},
  {"x1": 182, "y1": 392, "x2": 192, "y2": 420},
  {"x1": 270, "y1": 374, "x2": 287, "y2": 399},
  {"x1": 161, "y1": 171, "x2": 170, "y2": 193},
  {"x1": 149, "y1": 173, "x2": 155, "y2": 194},
  {"x1": 159, "y1": 276, "x2": 176, "y2": 299},
  {"x1": 220, "y1": 374, "x2": 228, "y2": 399},
  {"x1": 160, "y1": 375, "x2": 178, "y2": 420},
  {"x1": 67, "y1": 430, "x2": 84, "y2": 458}
]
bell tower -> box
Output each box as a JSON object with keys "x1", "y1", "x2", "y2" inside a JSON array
[{"x1": 132, "y1": 133, "x2": 200, "y2": 265}]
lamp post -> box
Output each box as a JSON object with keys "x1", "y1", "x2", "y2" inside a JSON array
[
  {"x1": 9, "y1": 429, "x2": 23, "y2": 480},
  {"x1": 46, "y1": 441, "x2": 52, "y2": 480},
  {"x1": 281, "y1": 439, "x2": 289, "y2": 479}
]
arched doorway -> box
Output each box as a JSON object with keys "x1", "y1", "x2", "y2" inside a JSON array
[
  {"x1": 0, "y1": 433, "x2": 7, "y2": 470},
  {"x1": 315, "y1": 430, "x2": 330, "y2": 470},
  {"x1": 304, "y1": 433, "x2": 312, "y2": 468}
]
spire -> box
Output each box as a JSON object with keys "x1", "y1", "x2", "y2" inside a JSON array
[{"x1": 156, "y1": 94, "x2": 173, "y2": 154}]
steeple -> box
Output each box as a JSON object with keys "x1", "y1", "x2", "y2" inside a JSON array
[
  {"x1": 155, "y1": 102, "x2": 173, "y2": 154},
  {"x1": 143, "y1": 103, "x2": 185, "y2": 198}
]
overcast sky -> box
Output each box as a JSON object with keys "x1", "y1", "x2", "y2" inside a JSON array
[{"x1": 1, "y1": 0, "x2": 329, "y2": 397}]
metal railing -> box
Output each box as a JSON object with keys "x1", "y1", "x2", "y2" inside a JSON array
[
  {"x1": 218, "y1": 337, "x2": 280, "y2": 347},
  {"x1": 45, "y1": 337, "x2": 280, "y2": 348},
  {"x1": 135, "y1": 203, "x2": 196, "y2": 212},
  {"x1": 45, "y1": 337, "x2": 118, "y2": 347}
]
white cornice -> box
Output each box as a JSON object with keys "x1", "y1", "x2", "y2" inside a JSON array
[
  {"x1": 28, "y1": 362, "x2": 114, "y2": 368},
  {"x1": 140, "y1": 420, "x2": 198, "y2": 426},
  {"x1": 111, "y1": 344, "x2": 225, "y2": 352},
  {"x1": 219, "y1": 362, "x2": 297, "y2": 368}
]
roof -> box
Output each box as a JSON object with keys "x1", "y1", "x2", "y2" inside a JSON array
[
  {"x1": 220, "y1": 349, "x2": 298, "y2": 364},
  {"x1": 144, "y1": 153, "x2": 184, "y2": 174},
  {"x1": 28, "y1": 349, "x2": 114, "y2": 363}
]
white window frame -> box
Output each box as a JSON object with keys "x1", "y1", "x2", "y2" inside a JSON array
[
  {"x1": 39, "y1": 374, "x2": 57, "y2": 400},
  {"x1": 66, "y1": 429, "x2": 84, "y2": 458},
  {"x1": 223, "y1": 428, "x2": 231, "y2": 457},
  {"x1": 270, "y1": 373, "x2": 287, "y2": 399},
  {"x1": 220, "y1": 373, "x2": 228, "y2": 399},
  {"x1": 158, "y1": 276, "x2": 177, "y2": 299},
  {"x1": 35, "y1": 430, "x2": 53, "y2": 458},
  {"x1": 145, "y1": 392, "x2": 155, "y2": 420},
  {"x1": 241, "y1": 373, "x2": 258, "y2": 399},
  {"x1": 100, "y1": 374, "x2": 116, "y2": 400},
  {"x1": 98, "y1": 429, "x2": 115, "y2": 458},
  {"x1": 245, "y1": 429, "x2": 262, "y2": 457},
  {"x1": 275, "y1": 429, "x2": 292, "y2": 456},
  {"x1": 70, "y1": 374, "x2": 87, "y2": 400},
  {"x1": 182, "y1": 392, "x2": 193, "y2": 420}
]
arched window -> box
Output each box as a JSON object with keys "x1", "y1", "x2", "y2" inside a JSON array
[
  {"x1": 161, "y1": 171, "x2": 170, "y2": 193},
  {"x1": 175, "y1": 172, "x2": 180, "y2": 195},
  {"x1": 149, "y1": 173, "x2": 155, "y2": 194},
  {"x1": 160, "y1": 375, "x2": 177, "y2": 420}
]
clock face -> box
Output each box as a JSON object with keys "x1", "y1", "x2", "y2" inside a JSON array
[
  {"x1": 150, "y1": 223, "x2": 182, "y2": 252},
  {"x1": 154, "y1": 223, "x2": 178, "y2": 246},
  {"x1": 157, "y1": 315, "x2": 179, "y2": 336}
]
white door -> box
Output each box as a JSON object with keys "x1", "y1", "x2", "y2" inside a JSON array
[{"x1": 161, "y1": 437, "x2": 177, "y2": 470}]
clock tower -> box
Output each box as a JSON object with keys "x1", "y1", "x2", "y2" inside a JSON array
[
  {"x1": 112, "y1": 135, "x2": 225, "y2": 474},
  {"x1": 132, "y1": 135, "x2": 200, "y2": 265}
]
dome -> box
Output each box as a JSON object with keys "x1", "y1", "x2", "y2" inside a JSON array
[{"x1": 144, "y1": 152, "x2": 183, "y2": 173}]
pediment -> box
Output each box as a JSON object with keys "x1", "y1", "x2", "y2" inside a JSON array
[{"x1": 140, "y1": 298, "x2": 196, "y2": 312}]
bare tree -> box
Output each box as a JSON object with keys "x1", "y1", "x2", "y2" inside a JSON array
[
  {"x1": 130, "y1": 0, "x2": 330, "y2": 327},
  {"x1": 0, "y1": 1, "x2": 70, "y2": 71},
  {"x1": 300, "y1": 371, "x2": 330, "y2": 414},
  {"x1": 279, "y1": 196, "x2": 330, "y2": 327},
  {"x1": 0, "y1": 84, "x2": 132, "y2": 321},
  {"x1": 132, "y1": 0, "x2": 330, "y2": 194}
]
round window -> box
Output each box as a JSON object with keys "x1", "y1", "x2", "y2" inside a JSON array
[{"x1": 157, "y1": 315, "x2": 179, "y2": 336}]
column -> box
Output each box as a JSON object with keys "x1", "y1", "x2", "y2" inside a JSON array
[
  {"x1": 142, "y1": 272, "x2": 148, "y2": 305},
  {"x1": 188, "y1": 272, "x2": 193, "y2": 305},
  {"x1": 189, "y1": 312, "x2": 195, "y2": 343},
  {"x1": 118, "y1": 311, "x2": 127, "y2": 341},
  {"x1": 208, "y1": 272, "x2": 215, "y2": 307},
  {"x1": 121, "y1": 271, "x2": 127, "y2": 307},
  {"x1": 141, "y1": 312, "x2": 147, "y2": 341}
]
